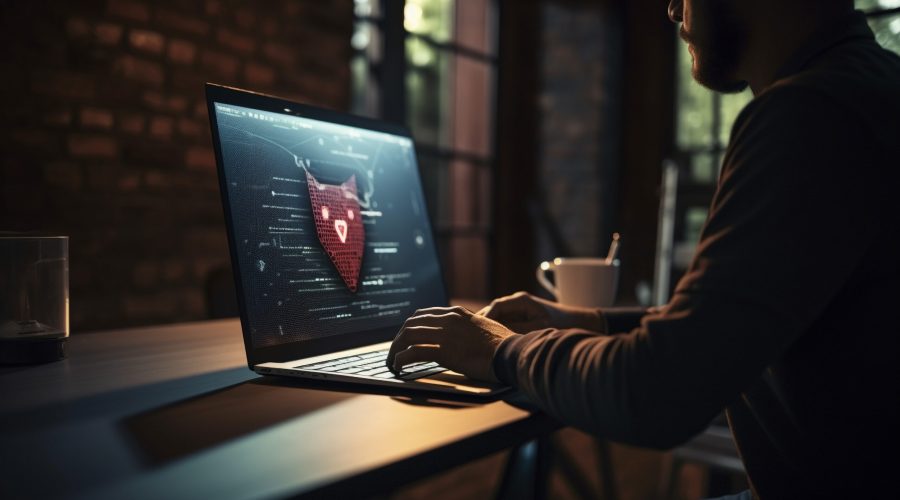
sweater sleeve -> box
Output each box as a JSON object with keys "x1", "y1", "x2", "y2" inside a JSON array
[{"x1": 491, "y1": 84, "x2": 880, "y2": 448}]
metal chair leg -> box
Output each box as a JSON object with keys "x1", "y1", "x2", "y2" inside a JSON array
[{"x1": 495, "y1": 438, "x2": 552, "y2": 500}]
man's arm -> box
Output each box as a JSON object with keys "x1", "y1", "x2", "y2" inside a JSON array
[{"x1": 489, "y1": 84, "x2": 880, "y2": 448}]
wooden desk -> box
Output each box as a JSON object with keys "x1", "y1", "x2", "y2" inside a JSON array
[{"x1": 0, "y1": 317, "x2": 557, "y2": 499}]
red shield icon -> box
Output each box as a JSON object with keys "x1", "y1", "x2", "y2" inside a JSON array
[{"x1": 306, "y1": 171, "x2": 365, "y2": 292}]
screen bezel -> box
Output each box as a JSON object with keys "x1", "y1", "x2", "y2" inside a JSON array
[{"x1": 205, "y1": 83, "x2": 450, "y2": 368}]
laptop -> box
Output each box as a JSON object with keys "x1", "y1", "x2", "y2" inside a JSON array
[{"x1": 205, "y1": 84, "x2": 504, "y2": 397}]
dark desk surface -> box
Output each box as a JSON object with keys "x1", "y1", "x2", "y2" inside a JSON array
[{"x1": 0, "y1": 312, "x2": 557, "y2": 499}]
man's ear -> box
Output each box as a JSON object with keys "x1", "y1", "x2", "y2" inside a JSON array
[{"x1": 668, "y1": 0, "x2": 684, "y2": 23}]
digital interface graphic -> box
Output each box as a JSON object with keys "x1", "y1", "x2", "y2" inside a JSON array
[
  {"x1": 306, "y1": 171, "x2": 365, "y2": 292},
  {"x1": 214, "y1": 102, "x2": 445, "y2": 348}
]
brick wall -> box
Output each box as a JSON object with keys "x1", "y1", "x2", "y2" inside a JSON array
[
  {"x1": 0, "y1": 0, "x2": 352, "y2": 331},
  {"x1": 536, "y1": 1, "x2": 623, "y2": 261}
]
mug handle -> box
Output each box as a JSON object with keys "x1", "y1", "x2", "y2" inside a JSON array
[{"x1": 535, "y1": 261, "x2": 558, "y2": 299}]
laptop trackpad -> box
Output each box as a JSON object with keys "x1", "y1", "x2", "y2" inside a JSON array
[{"x1": 415, "y1": 370, "x2": 504, "y2": 395}]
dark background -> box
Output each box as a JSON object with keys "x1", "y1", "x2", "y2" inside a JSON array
[{"x1": 4, "y1": 1, "x2": 892, "y2": 333}]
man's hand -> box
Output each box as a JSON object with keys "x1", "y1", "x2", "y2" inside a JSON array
[
  {"x1": 476, "y1": 291, "x2": 606, "y2": 333},
  {"x1": 387, "y1": 306, "x2": 515, "y2": 382}
]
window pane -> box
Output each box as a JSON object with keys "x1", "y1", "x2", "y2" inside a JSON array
[
  {"x1": 718, "y1": 89, "x2": 753, "y2": 145},
  {"x1": 354, "y1": 0, "x2": 381, "y2": 17},
  {"x1": 689, "y1": 152, "x2": 717, "y2": 184},
  {"x1": 404, "y1": 0, "x2": 454, "y2": 42},
  {"x1": 406, "y1": 41, "x2": 453, "y2": 148},
  {"x1": 868, "y1": 13, "x2": 900, "y2": 56},
  {"x1": 684, "y1": 206, "x2": 709, "y2": 246},
  {"x1": 856, "y1": 0, "x2": 900, "y2": 12},
  {"x1": 350, "y1": 20, "x2": 382, "y2": 118},
  {"x1": 676, "y1": 39, "x2": 715, "y2": 148},
  {"x1": 350, "y1": 55, "x2": 379, "y2": 117}
]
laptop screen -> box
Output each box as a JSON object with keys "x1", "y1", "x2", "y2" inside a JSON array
[{"x1": 212, "y1": 100, "x2": 446, "y2": 349}]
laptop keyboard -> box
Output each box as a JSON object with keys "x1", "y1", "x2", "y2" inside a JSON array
[{"x1": 294, "y1": 349, "x2": 446, "y2": 381}]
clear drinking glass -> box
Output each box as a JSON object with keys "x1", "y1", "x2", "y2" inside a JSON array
[{"x1": 0, "y1": 236, "x2": 69, "y2": 344}]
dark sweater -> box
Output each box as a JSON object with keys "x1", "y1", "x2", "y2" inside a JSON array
[{"x1": 493, "y1": 11, "x2": 900, "y2": 498}]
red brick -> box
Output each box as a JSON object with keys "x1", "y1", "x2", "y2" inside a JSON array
[
  {"x1": 66, "y1": 17, "x2": 90, "y2": 39},
  {"x1": 185, "y1": 146, "x2": 216, "y2": 171},
  {"x1": 108, "y1": 0, "x2": 150, "y2": 22},
  {"x1": 186, "y1": 230, "x2": 228, "y2": 253},
  {"x1": 284, "y1": 3, "x2": 301, "y2": 17},
  {"x1": 115, "y1": 55, "x2": 164, "y2": 85},
  {"x1": 261, "y1": 18, "x2": 278, "y2": 37},
  {"x1": 149, "y1": 116, "x2": 173, "y2": 138},
  {"x1": 205, "y1": 0, "x2": 221, "y2": 16},
  {"x1": 128, "y1": 29, "x2": 165, "y2": 55},
  {"x1": 179, "y1": 289, "x2": 206, "y2": 316},
  {"x1": 43, "y1": 162, "x2": 83, "y2": 190},
  {"x1": 133, "y1": 261, "x2": 159, "y2": 288},
  {"x1": 216, "y1": 28, "x2": 255, "y2": 54},
  {"x1": 80, "y1": 107, "x2": 114, "y2": 129},
  {"x1": 144, "y1": 169, "x2": 166, "y2": 188},
  {"x1": 156, "y1": 9, "x2": 209, "y2": 36},
  {"x1": 32, "y1": 71, "x2": 95, "y2": 100},
  {"x1": 142, "y1": 91, "x2": 165, "y2": 110},
  {"x1": 141, "y1": 91, "x2": 187, "y2": 113},
  {"x1": 200, "y1": 50, "x2": 238, "y2": 79},
  {"x1": 168, "y1": 95, "x2": 188, "y2": 113},
  {"x1": 164, "y1": 260, "x2": 187, "y2": 282},
  {"x1": 86, "y1": 164, "x2": 118, "y2": 191},
  {"x1": 12, "y1": 129, "x2": 56, "y2": 150},
  {"x1": 262, "y1": 42, "x2": 294, "y2": 66},
  {"x1": 94, "y1": 23, "x2": 123, "y2": 45},
  {"x1": 194, "y1": 101, "x2": 207, "y2": 118},
  {"x1": 121, "y1": 292, "x2": 178, "y2": 317},
  {"x1": 235, "y1": 8, "x2": 256, "y2": 29},
  {"x1": 44, "y1": 109, "x2": 73, "y2": 127},
  {"x1": 68, "y1": 134, "x2": 118, "y2": 158},
  {"x1": 167, "y1": 38, "x2": 196, "y2": 65},
  {"x1": 119, "y1": 113, "x2": 145, "y2": 134},
  {"x1": 171, "y1": 69, "x2": 205, "y2": 92},
  {"x1": 244, "y1": 62, "x2": 275, "y2": 87},
  {"x1": 177, "y1": 117, "x2": 203, "y2": 137},
  {"x1": 118, "y1": 173, "x2": 141, "y2": 191}
]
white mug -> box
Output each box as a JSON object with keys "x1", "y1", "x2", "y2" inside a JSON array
[{"x1": 535, "y1": 258, "x2": 620, "y2": 308}]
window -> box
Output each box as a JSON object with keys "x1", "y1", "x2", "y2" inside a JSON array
[
  {"x1": 351, "y1": 0, "x2": 498, "y2": 299},
  {"x1": 671, "y1": 37, "x2": 752, "y2": 270},
  {"x1": 859, "y1": 1, "x2": 900, "y2": 55}
]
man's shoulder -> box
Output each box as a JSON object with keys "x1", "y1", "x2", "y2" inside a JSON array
[
  {"x1": 778, "y1": 35, "x2": 900, "y2": 97},
  {"x1": 759, "y1": 40, "x2": 900, "y2": 147},
  {"x1": 731, "y1": 43, "x2": 900, "y2": 161},
  {"x1": 729, "y1": 83, "x2": 850, "y2": 151}
]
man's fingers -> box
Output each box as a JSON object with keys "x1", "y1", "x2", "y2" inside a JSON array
[
  {"x1": 393, "y1": 326, "x2": 442, "y2": 348},
  {"x1": 387, "y1": 326, "x2": 442, "y2": 365},
  {"x1": 392, "y1": 344, "x2": 443, "y2": 371},
  {"x1": 400, "y1": 311, "x2": 462, "y2": 330},
  {"x1": 482, "y1": 297, "x2": 530, "y2": 321},
  {"x1": 410, "y1": 305, "x2": 469, "y2": 317}
]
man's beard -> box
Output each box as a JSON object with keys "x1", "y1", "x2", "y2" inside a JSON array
[{"x1": 679, "y1": 2, "x2": 749, "y2": 93}]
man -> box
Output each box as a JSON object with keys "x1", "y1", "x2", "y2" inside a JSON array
[{"x1": 388, "y1": 0, "x2": 900, "y2": 497}]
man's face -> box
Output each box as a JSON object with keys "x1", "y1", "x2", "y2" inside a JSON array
[{"x1": 669, "y1": 0, "x2": 749, "y2": 93}]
